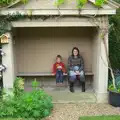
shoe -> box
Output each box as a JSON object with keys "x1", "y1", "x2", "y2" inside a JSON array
[
  {"x1": 70, "y1": 87, "x2": 74, "y2": 93},
  {"x1": 82, "y1": 82, "x2": 85, "y2": 92},
  {"x1": 56, "y1": 83, "x2": 59, "y2": 87},
  {"x1": 82, "y1": 88, "x2": 85, "y2": 92},
  {"x1": 60, "y1": 83, "x2": 64, "y2": 86}
]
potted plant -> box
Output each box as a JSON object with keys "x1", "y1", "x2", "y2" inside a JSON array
[{"x1": 108, "y1": 70, "x2": 120, "y2": 107}]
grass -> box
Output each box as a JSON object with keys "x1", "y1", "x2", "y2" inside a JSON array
[
  {"x1": 0, "y1": 115, "x2": 120, "y2": 120},
  {"x1": 0, "y1": 118, "x2": 36, "y2": 120},
  {"x1": 80, "y1": 115, "x2": 120, "y2": 120}
]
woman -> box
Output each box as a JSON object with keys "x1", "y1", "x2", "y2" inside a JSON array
[{"x1": 68, "y1": 47, "x2": 85, "y2": 92}]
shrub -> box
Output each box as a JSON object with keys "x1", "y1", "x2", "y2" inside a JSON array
[
  {"x1": 109, "y1": 8, "x2": 120, "y2": 69},
  {"x1": 13, "y1": 77, "x2": 24, "y2": 97},
  {"x1": 0, "y1": 77, "x2": 53, "y2": 119}
]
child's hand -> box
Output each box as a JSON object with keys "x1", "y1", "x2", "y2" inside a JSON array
[
  {"x1": 57, "y1": 66, "x2": 62, "y2": 69},
  {"x1": 52, "y1": 73, "x2": 55, "y2": 76},
  {"x1": 63, "y1": 73, "x2": 67, "y2": 75},
  {"x1": 75, "y1": 71, "x2": 80, "y2": 75}
]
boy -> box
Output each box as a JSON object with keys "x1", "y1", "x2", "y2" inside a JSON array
[{"x1": 52, "y1": 55, "x2": 66, "y2": 86}]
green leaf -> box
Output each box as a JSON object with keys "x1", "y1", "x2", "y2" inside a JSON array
[
  {"x1": 76, "y1": 0, "x2": 88, "y2": 9},
  {"x1": 95, "y1": 0, "x2": 106, "y2": 7}
]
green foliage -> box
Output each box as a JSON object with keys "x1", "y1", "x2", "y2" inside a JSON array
[
  {"x1": 95, "y1": 0, "x2": 107, "y2": 7},
  {"x1": 0, "y1": 0, "x2": 29, "y2": 7},
  {"x1": 55, "y1": 0, "x2": 106, "y2": 8},
  {"x1": 108, "y1": 0, "x2": 120, "y2": 92},
  {"x1": 0, "y1": 0, "x2": 108, "y2": 9},
  {"x1": 0, "y1": 0, "x2": 109, "y2": 35},
  {"x1": 108, "y1": 76, "x2": 120, "y2": 93},
  {"x1": 32, "y1": 78, "x2": 39, "y2": 90},
  {"x1": 0, "y1": 13, "x2": 25, "y2": 36},
  {"x1": 21, "y1": 0, "x2": 28, "y2": 4},
  {"x1": 115, "y1": 76, "x2": 120, "y2": 90},
  {"x1": 0, "y1": 77, "x2": 53, "y2": 119},
  {"x1": 76, "y1": 0, "x2": 88, "y2": 9},
  {"x1": 109, "y1": 8, "x2": 120, "y2": 69},
  {"x1": 80, "y1": 115, "x2": 120, "y2": 120},
  {"x1": 0, "y1": 0, "x2": 14, "y2": 6},
  {"x1": 108, "y1": 84, "x2": 118, "y2": 93},
  {"x1": 0, "y1": 90, "x2": 53, "y2": 118},
  {"x1": 55, "y1": 0, "x2": 65, "y2": 6},
  {"x1": 13, "y1": 77, "x2": 24, "y2": 97}
]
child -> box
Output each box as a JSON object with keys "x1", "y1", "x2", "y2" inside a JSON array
[{"x1": 52, "y1": 55, "x2": 66, "y2": 86}]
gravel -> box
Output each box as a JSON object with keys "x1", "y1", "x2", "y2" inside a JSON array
[{"x1": 44, "y1": 103, "x2": 120, "y2": 120}]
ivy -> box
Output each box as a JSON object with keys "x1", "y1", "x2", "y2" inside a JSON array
[
  {"x1": 0, "y1": 12, "x2": 25, "y2": 36},
  {"x1": 95, "y1": 0, "x2": 107, "y2": 8},
  {"x1": 21, "y1": 0, "x2": 28, "y2": 4},
  {"x1": 77, "y1": 0, "x2": 88, "y2": 9},
  {"x1": 55, "y1": 0, "x2": 106, "y2": 8},
  {"x1": 0, "y1": 0, "x2": 15, "y2": 6},
  {"x1": 0, "y1": 13, "x2": 63, "y2": 36},
  {"x1": 0, "y1": 0, "x2": 29, "y2": 7},
  {"x1": 0, "y1": 0, "x2": 108, "y2": 9},
  {"x1": 55, "y1": 0, "x2": 65, "y2": 7},
  {"x1": 0, "y1": 0, "x2": 111, "y2": 36}
]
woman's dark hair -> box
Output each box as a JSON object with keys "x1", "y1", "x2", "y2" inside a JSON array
[
  {"x1": 56, "y1": 55, "x2": 62, "y2": 60},
  {"x1": 72, "y1": 47, "x2": 80, "y2": 57}
]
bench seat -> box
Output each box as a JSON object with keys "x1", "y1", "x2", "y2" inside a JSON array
[{"x1": 17, "y1": 72, "x2": 94, "y2": 77}]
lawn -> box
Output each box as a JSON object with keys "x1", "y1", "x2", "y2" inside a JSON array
[
  {"x1": 0, "y1": 118, "x2": 36, "y2": 120},
  {"x1": 80, "y1": 115, "x2": 120, "y2": 120}
]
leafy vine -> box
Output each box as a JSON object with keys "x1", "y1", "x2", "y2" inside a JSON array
[
  {"x1": 0, "y1": 13, "x2": 63, "y2": 36},
  {"x1": 95, "y1": 0, "x2": 107, "y2": 8},
  {"x1": 0, "y1": 0, "x2": 108, "y2": 9},
  {"x1": 0, "y1": 0, "x2": 28, "y2": 7},
  {"x1": 0, "y1": 0, "x2": 108, "y2": 36},
  {"x1": 55, "y1": 0, "x2": 65, "y2": 7},
  {"x1": 0, "y1": 12, "x2": 25, "y2": 35},
  {"x1": 77, "y1": 0, "x2": 88, "y2": 9},
  {"x1": 55, "y1": 0, "x2": 108, "y2": 8}
]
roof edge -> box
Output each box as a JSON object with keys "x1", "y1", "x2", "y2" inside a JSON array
[
  {"x1": 89, "y1": 0, "x2": 120, "y2": 9},
  {"x1": 107, "y1": 0, "x2": 120, "y2": 9}
]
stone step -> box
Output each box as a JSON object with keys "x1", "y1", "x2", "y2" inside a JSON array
[
  {"x1": 43, "y1": 87, "x2": 96, "y2": 103},
  {"x1": 25, "y1": 86, "x2": 96, "y2": 103}
]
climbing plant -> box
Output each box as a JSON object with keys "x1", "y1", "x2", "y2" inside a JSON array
[
  {"x1": 55, "y1": 0, "x2": 107, "y2": 8},
  {"x1": 76, "y1": 0, "x2": 88, "y2": 9},
  {"x1": 0, "y1": 0, "x2": 15, "y2": 6},
  {"x1": 0, "y1": 0, "x2": 112, "y2": 36},
  {"x1": 55, "y1": 0, "x2": 65, "y2": 7},
  {"x1": 0, "y1": 13, "x2": 63, "y2": 36},
  {"x1": 0, "y1": 0, "x2": 108, "y2": 8},
  {"x1": 0, "y1": 0, "x2": 29, "y2": 7},
  {"x1": 95, "y1": 0, "x2": 107, "y2": 7},
  {"x1": 0, "y1": 13, "x2": 25, "y2": 36}
]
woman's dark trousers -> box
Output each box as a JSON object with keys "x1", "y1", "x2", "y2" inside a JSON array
[{"x1": 69, "y1": 72, "x2": 85, "y2": 92}]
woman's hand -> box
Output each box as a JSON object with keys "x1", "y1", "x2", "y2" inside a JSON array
[{"x1": 75, "y1": 71, "x2": 80, "y2": 75}]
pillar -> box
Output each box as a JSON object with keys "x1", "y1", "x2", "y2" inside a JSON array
[
  {"x1": 95, "y1": 16, "x2": 109, "y2": 103},
  {"x1": 2, "y1": 32, "x2": 15, "y2": 89}
]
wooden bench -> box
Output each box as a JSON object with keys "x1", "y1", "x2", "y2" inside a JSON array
[
  {"x1": 17, "y1": 72, "x2": 94, "y2": 77},
  {"x1": 17, "y1": 72, "x2": 94, "y2": 87}
]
